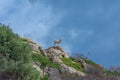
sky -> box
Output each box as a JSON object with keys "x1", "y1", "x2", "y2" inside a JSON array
[{"x1": 0, "y1": 0, "x2": 120, "y2": 68}]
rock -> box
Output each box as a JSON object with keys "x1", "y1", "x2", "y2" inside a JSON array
[
  {"x1": 76, "y1": 59, "x2": 87, "y2": 70},
  {"x1": 21, "y1": 38, "x2": 85, "y2": 78},
  {"x1": 43, "y1": 46, "x2": 69, "y2": 63},
  {"x1": 61, "y1": 64, "x2": 85, "y2": 77},
  {"x1": 32, "y1": 62, "x2": 44, "y2": 77},
  {"x1": 47, "y1": 67, "x2": 62, "y2": 80},
  {"x1": 21, "y1": 37, "x2": 43, "y2": 54},
  {"x1": 29, "y1": 42, "x2": 41, "y2": 53}
]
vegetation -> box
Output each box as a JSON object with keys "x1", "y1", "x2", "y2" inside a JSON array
[
  {"x1": 40, "y1": 74, "x2": 49, "y2": 80},
  {"x1": 71, "y1": 55, "x2": 96, "y2": 66},
  {"x1": 61, "y1": 58, "x2": 83, "y2": 71},
  {"x1": 84, "y1": 59, "x2": 96, "y2": 65},
  {"x1": 106, "y1": 70, "x2": 120, "y2": 76},
  {"x1": 32, "y1": 53, "x2": 61, "y2": 70},
  {"x1": 0, "y1": 23, "x2": 120, "y2": 80},
  {"x1": 0, "y1": 24, "x2": 40, "y2": 80}
]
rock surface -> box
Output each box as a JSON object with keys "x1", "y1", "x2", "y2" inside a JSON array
[
  {"x1": 21, "y1": 37, "x2": 43, "y2": 53},
  {"x1": 43, "y1": 46, "x2": 69, "y2": 63},
  {"x1": 22, "y1": 38, "x2": 86, "y2": 79},
  {"x1": 47, "y1": 67, "x2": 62, "y2": 80},
  {"x1": 32, "y1": 62, "x2": 44, "y2": 77},
  {"x1": 76, "y1": 58, "x2": 87, "y2": 70},
  {"x1": 43, "y1": 46, "x2": 85, "y2": 77},
  {"x1": 60, "y1": 64, "x2": 85, "y2": 77}
]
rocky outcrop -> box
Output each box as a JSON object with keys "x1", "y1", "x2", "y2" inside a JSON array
[
  {"x1": 60, "y1": 64, "x2": 85, "y2": 77},
  {"x1": 43, "y1": 46, "x2": 69, "y2": 63},
  {"x1": 43, "y1": 46, "x2": 85, "y2": 77},
  {"x1": 32, "y1": 62, "x2": 44, "y2": 77},
  {"x1": 21, "y1": 37, "x2": 43, "y2": 53},
  {"x1": 47, "y1": 67, "x2": 62, "y2": 80},
  {"x1": 76, "y1": 59, "x2": 87, "y2": 70},
  {"x1": 22, "y1": 38, "x2": 86, "y2": 78}
]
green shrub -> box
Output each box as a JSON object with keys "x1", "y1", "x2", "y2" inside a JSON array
[
  {"x1": 61, "y1": 58, "x2": 83, "y2": 71},
  {"x1": 0, "y1": 24, "x2": 40, "y2": 80}
]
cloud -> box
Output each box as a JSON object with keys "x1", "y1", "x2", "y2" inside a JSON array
[
  {"x1": 69, "y1": 29, "x2": 94, "y2": 39},
  {"x1": 0, "y1": 0, "x2": 15, "y2": 16},
  {"x1": 1, "y1": 0, "x2": 120, "y2": 67},
  {"x1": 69, "y1": 30, "x2": 78, "y2": 39},
  {"x1": 0, "y1": 0, "x2": 64, "y2": 47}
]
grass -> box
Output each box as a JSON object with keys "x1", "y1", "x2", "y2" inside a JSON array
[
  {"x1": 77, "y1": 57, "x2": 96, "y2": 66},
  {"x1": 85, "y1": 59, "x2": 96, "y2": 65},
  {"x1": 61, "y1": 58, "x2": 83, "y2": 71},
  {"x1": 70, "y1": 56, "x2": 96, "y2": 66},
  {"x1": 31, "y1": 53, "x2": 61, "y2": 70},
  {"x1": 40, "y1": 74, "x2": 49, "y2": 80}
]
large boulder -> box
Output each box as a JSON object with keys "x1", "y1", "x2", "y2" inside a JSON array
[
  {"x1": 43, "y1": 46, "x2": 69, "y2": 63},
  {"x1": 47, "y1": 67, "x2": 62, "y2": 80}
]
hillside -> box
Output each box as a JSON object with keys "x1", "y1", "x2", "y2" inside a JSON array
[{"x1": 0, "y1": 24, "x2": 120, "y2": 80}]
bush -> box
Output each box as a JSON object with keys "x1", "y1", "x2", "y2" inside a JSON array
[{"x1": 0, "y1": 24, "x2": 40, "y2": 80}]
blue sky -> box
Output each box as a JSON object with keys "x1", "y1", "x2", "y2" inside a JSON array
[{"x1": 0, "y1": 0, "x2": 120, "y2": 68}]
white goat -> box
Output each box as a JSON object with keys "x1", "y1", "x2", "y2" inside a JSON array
[{"x1": 54, "y1": 39, "x2": 61, "y2": 45}]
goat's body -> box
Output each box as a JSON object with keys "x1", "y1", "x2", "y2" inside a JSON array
[{"x1": 54, "y1": 40, "x2": 61, "y2": 45}]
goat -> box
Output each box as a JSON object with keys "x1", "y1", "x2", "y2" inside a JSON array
[{"x1": 54, "y1": 39, "x2": 61, "y2": 45}]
